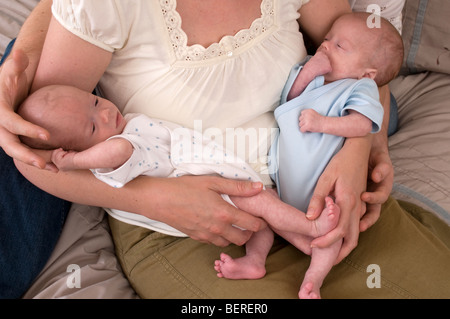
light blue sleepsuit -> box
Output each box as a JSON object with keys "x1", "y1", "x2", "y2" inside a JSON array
[{"x1": 269, "y1": 62, "x2": 384, "y2": 212}]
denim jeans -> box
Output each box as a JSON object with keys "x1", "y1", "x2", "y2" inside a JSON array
[
  {"x1": 388, "y1": 92, "x2": 399, "y2": 136},
  {"x1": 0, "y1": 39, "x2": 71, "y2": 299}
]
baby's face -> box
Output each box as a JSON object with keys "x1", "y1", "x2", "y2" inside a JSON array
[
  {"x1": 317, "y1": 14, "x2": 376, "y2": 83},
  {"x1": 49, "y1": 86, "x2": 126, "y2": 151}
]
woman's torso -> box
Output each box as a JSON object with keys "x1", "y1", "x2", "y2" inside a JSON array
[{"x1": 52, "y1": 0, "x2": 309, "y2": 180}]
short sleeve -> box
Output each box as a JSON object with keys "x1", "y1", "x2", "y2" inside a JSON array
[
  {"x1": 92, "y1": 147, "x2": 145, "y2": 188},
  {"x1": 52, "y1": 0, "x2": 135, "y2": 52},
  {"x1": 342, "y1": 78, "x2": 384, "y2": 133}
]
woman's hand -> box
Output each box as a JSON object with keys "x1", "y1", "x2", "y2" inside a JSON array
[
  {"x1": 143, "y1": 175, "x2": 267, "y2": 247},
  {"x1": 306, "y1": 139, "x2": 393, "y2": 263},
  {"x1": 0, "y1": 50, "x2": 50, "y2": 169},
  {"x1": 306, "y1": 137, "x2": 371, "y2": 263},
  {"x1": 360, "y1": 85, "x2": 394, "y2": 231},
  {"x1": 360, "y1": 142, "x2": 394, "y2": 232}
]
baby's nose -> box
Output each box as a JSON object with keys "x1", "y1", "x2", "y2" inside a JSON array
[
  {"x1": 319, "y1": 42, "x2": 329, "y2": 51},
  {"x1": 100, "y1": 108, "x2": 111, "y2": 123}
]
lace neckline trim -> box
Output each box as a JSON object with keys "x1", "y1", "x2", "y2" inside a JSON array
[{"x1": 160, "y1": 0, "x2": 275, "y2": 62}]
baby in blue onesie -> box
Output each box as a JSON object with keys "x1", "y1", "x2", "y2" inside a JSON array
[{"x1": 265, "y1": 11, "x2": 403, "y2": 297}]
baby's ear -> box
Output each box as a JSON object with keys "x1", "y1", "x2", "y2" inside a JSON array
[{"x1": 361, "y1": 68, "x2": 377, "y2": 80}]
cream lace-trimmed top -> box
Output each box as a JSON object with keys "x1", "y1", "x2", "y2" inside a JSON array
[
  {"x1": 52, "y1": 0, "x2": 309, "y2": 181},
  {"x1": 162, "y1": 0, "x2": 277, "y2": 62}
]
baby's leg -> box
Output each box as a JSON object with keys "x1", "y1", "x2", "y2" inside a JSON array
[
  {"x1": 214, "y1": 226, "x2": 274, "y2": 280},
  {"x1": 274, "y1": 196, "x2": 340, "y2": 255},
  {"x1": 230, "y1": 190, "x2": 337, "y2": 238},
  {"x1": 298, "y1": 239, "x2": 342, "y2": 299},
  {"x1": 217, "y1": 191, "x2": 340, "y2": 282},
  {"x1": 298, "y1": 198, "x2": 342, "y2": 299}
]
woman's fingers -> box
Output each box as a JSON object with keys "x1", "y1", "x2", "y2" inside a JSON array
[
  {"x1": 359, "y1": 203, "x2": 381, "y2": 232},
  {"x1": 208, "y1": 178, "x2": 267, "y2": 234},
  {"x1": 0, "y1": 49, "x2": 51, "y2": 167},
  {"x1": 306, "y1": 173, "x2": 334, "y2": 220},
  {"x1": 0, "y1": 110, "x2": 48, "y2": 139},
  {"x1": 0, "y1": 114, "x2": 49, "y2": 168},
  {"x1": 0, "y1": 127, "x2": 47, "y2": 168}
]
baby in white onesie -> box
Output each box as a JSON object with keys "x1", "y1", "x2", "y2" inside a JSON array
[{"x1": 18, "y1": 83, "x2": 341, "y2": 299}]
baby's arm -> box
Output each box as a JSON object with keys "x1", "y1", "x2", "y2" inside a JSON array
[
  {"x1": 287, "y1": 51, "x2": 332, "y2": 101},
  {"x1": 51, "y1": 138, "x2": 133, "y2": 171},
  {"x1": 299, "y1": 109, "x2": 373, "y2": 137}
]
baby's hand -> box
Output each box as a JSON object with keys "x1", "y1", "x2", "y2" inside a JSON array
[
  {"x1": 51, "y1": 148, "x2": 77, "y2": 171},
  {"x1": 287, "y1": 52, "x2": 332, "y2": 101},
  {"x1": 305, "y1": 50, "x2": 332, "y2": 76},
  {"x1": 299, "y1": 109, "x2": 324, "y2": 133}
]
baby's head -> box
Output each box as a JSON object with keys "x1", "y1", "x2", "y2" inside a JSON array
[
  {"x1": 18, "y1": 85, "x2": 126, "y2": 151},
  {"x1": 318, "y1": 12, "x2": 404, "y2": 86}
]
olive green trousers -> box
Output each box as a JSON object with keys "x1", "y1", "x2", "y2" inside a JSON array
[{"x1": 109, "y1": 197, "x2": 450, "y2": 299}]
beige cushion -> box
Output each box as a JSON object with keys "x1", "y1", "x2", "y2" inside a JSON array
[
  {"x1": 401, "y1": 0, "x2": 450, "y2": 74},
  {"x1": 389, "y1": 72, "x2": 450, "y2": 224}
]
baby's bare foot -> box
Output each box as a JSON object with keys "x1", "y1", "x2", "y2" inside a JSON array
[
  {"x1": 298, "y1": 281, "x2": 321, "y2": 299},
  {"x1": 214, "y1": 253, "x2": 266, "y2": 280},
  {"x1": 313, "y1": 196, "x2": 340, "y2": 237}
]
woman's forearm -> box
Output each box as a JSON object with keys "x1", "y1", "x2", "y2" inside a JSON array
[
  {"x1": 14, "y1": 159, "x2": 143, "y2": 211},
  {"x1": 14, "y1": 158, "x2": 266, "y2": 247},
  {"x1": 373, "y1": 84, "x2": 391, "y2": 152},
  {"x1": 9, "y1": 0, "x2": 53, "y2": 98},
  {"x1": 14, "y1": 159, "x2": 181, "y2": 230},
  {"x1": 361, "y1": 84, "x2": 394, "y2": 205},
  {"x1": 298, "y1": 0, "x2": 351, "y2": 47}
]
